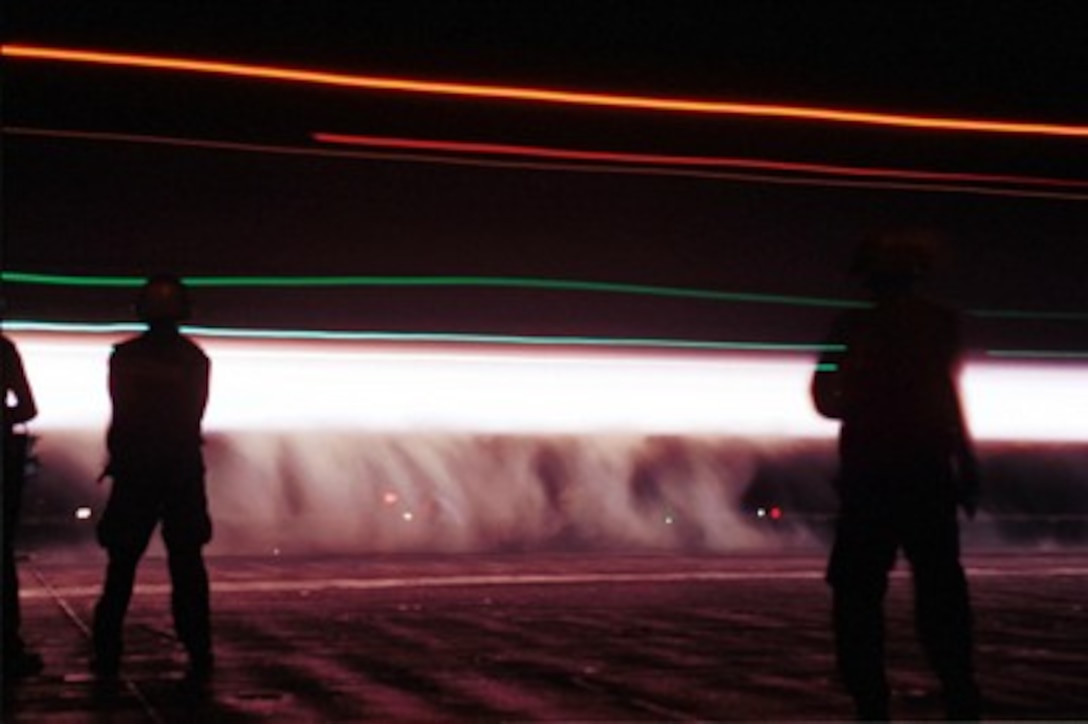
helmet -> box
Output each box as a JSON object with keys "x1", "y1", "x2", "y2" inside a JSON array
[
  {"x1": 850, "y1": 230, "x2": 941, "y2": 281},
  {"x1": 135, "y1": 274, "x2": 191, "y2": 321}
]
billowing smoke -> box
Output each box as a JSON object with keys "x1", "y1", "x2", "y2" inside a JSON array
[
  {"x1": 19, "y1": 430, "x2": 1087, "y2": 556},
  {"x1": 23, "y1": 430, "x2": 835, "y2": 555},
  {"x1": 202, "y1": 432, "x2": 803, "y2": 555},
  {"x1": 972, "y1": 442, "x2": 1088, "y2": 546},
  {"x1": 12, "y1": 333, "x2": 1087, "y2": 556}
]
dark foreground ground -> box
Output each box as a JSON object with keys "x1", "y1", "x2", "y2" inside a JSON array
[{"x1": 4, "y1": 551, "x2": 1087, "y2": 722}]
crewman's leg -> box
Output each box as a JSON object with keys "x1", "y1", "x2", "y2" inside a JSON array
[
  {"x1": 828, "y1": 511, "x2": 898, "y2": 721},
  {"x1": 93, "y1": 490, "x2": 157, "y2": 675},
  {"x1": 93, "y1": 545, "x2": 147, "y2": 674},
  {"x1": 3, "y1": 440, "x2": 41, "y2": 676},
  {"x1": 906, "y1": 513, "x2": 980, "y2": 720},
  {"x1": 162, "y1": 478, "x2": 213, "y2": 675},
  {"x1": 166, "y1": 546, "x2": 211, "y2": 667},
  {"x1": 3, "y1": 470, "x2": 25, "y2": 657}
]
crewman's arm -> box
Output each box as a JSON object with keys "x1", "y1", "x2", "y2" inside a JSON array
[
  {"x1": 946, "y1": 315, "x2": 980, "y2": 517},
  {"x1": 3, "y1": 338, "x2": 38, "y2": 426},
  {"x1": 811, "y1": 315, "x2": 851, "y2": 420}
]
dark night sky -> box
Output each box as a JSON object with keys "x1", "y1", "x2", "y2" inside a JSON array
[{"x1": 2, "y1": 1, "x2": 1086, "y2": 352}]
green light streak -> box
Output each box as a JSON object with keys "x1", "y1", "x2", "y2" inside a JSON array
[
  {"x1": 4, "y1": 270, "x2": 1085, "y2": 321},
  {"x1": 0, "y1": 271, "x2": 864, "y2": 309},
  {"x1": 6, "y1": 320, "x2": 1083, "y2": 360},
  {"x1": 1, "y1": 319, "x2": 842, "y2": 353},
  {"x1": 986, "y1": 349, "x2": 1088, "y2": 360},
  {"x1": 2, "y1": 272, "x2": 146, "y2": 288},
  {"x1": 967, "y1": 308, "x2": 1088, "y2": 322},
  {"x1": 4, "y1": 321, "x2": 145, "y2": 334}
]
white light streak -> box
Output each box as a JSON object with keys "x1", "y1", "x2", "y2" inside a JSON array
[
  {"x1": 960, "y1": 363, "x2": 1088, "y2": 443},
  {"x1": 7, "y1": 331, "x2": 1086, "y2": 442}
]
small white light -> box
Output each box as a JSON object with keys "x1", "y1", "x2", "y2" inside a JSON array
[
  {"x1": 75, "y1": 507, "x2": 92, "y2": 520},
  {"x1": 402, "y1": 511, "x2": 414, "y2": 522}
]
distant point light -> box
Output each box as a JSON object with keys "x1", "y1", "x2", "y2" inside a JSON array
[
  {"x1": 75, "y1": 506, "x2": 92, "y2": 520},
  {"x1": 4, "y1": 45, "x2": 1088, "y2": 137}
]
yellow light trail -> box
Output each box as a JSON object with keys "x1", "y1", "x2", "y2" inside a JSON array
[{"x1": 5, "y1": 44, "x2": 1088, "y2": 138}]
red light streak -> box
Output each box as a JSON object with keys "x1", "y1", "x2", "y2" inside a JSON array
[
  {"x1": 8, "y1": 126, "x2": 1088, "y2": 202},
  {"x1": 5, "y1": 44, "x2": 1088, "y2": 138},
  {"x1": 314, "y1": 132, "x2": 1088, "y2": 190}
]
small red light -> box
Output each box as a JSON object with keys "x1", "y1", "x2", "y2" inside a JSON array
[{"x1": 769, "y1": 506, "x2": 783, "y2": 520}]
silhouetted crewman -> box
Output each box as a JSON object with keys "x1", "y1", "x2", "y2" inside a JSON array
[
  {"x1": 3, "y1": 333, "x2": 44, "y2": 679},
  {"x1": 812, "y1": 232, "x2": 981, "y2": 721},
  {"x1": 93, "y1": 275, "x2": 213, "y2": 679}
]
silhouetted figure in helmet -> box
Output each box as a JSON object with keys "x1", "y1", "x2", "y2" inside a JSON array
[
  {"x1": 812, "y1": 232, "x2": 981, "y2": 721},
  {"x1": 3, "y1": 333, "x2": 44, "y2": 680},
  {"x1": 93, "y1": 275, "x2": 213, "y2": 680}
]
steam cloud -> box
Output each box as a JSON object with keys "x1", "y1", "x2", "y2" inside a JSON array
[
  {"x1": 22, "y1": 431, "x2": 1087, "y2": 555},
  {"x1": 27, "y1": 430, "x2": 836, "y2": 555},
  {"x1": 204, "y1": 432, "x2": 806, "y2": 555}
]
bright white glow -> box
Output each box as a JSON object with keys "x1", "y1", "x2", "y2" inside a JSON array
[
  {"x1": 75, "y1": 507, "x2": 93, "y2": 520},
  {"x1": 7, "y1": 331, "x2": 1087, "y2": 441},
  {"x1": 960, "y1": 363, "x2": 1088, "y2": 443},
  {"x1": 12, "y1": 335, "x2": 114, "y2": 428}
]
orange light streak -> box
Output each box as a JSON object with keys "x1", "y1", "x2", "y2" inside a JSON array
[
  {"x1": 5, "y1": 44, "x2": 1088, "y2": 138},
  {"x1": 314, "y1": 132, "x2": 1088, "y2": 190}
]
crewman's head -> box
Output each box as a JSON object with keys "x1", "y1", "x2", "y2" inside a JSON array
[
  {"x1": 851, "y1": 230, "x2": 940, "y2": 294},
  {"x1": 136, "y1": 274, "x2": 191, "y2": 322}
]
